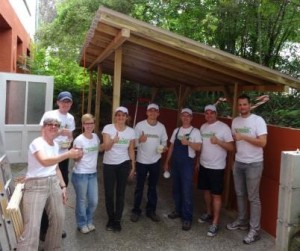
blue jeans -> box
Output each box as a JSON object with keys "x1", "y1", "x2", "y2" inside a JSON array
[
  {"x1": 132, "y1": 160, "x2": 161, "y2": 215},
  {"x1": 233, "y1": 161, "x2": 263, "y2": 231},
  {"x1": 71, "y1": 172, "x2": 98, "y2": 228}
]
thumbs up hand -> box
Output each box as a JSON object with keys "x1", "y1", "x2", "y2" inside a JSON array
[
  {"x1": 139, "y1": 131, "x2": 147, "y2": 143},
  {"x1": 113, "y1": 132, "x2": 119, "y2": 143}
]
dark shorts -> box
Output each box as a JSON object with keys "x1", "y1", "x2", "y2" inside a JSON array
[{"x1": 197, "y1": 165, "x2": 225, "y2": 195}]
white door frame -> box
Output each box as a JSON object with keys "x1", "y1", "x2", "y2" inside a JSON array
[{"x1": 0, "y1": 73, "x2": 54, "y2": 163}]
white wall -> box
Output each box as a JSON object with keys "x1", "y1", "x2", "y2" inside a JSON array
[{"x1": 9, "y1": 0, "x2": 37, "y2": 38}]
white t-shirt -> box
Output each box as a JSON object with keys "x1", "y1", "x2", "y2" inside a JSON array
[
  {"x1": 170, "y1": 126, "x2": 202, "y2": 158},
  {"x1": 232, "y1": 114, "x2": 267, "y2": 163},
  {"x1": 40, "y1": 110, "x2": 75, "y2": 154},
  {"x1": 26, "y1": 137, "x2": 58, "y2": 178},
  {"x1": 200, "y1": 120, "x2": 233, "y2": 170},
  {"x1": 73, "y1": 133, "x2": 100, "y2": 174},
  {"x1": 102, "y1": 124, "x2": 135, "y2": 165},
  {"x1": 135, "y1": 120, "x2": 168, "y2": 164}
]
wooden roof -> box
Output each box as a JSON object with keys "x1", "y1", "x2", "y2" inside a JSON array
[{"x1": 79, "y1": 6, "x2": 300, "y2": 94}]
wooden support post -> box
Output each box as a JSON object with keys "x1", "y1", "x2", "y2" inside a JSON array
[
  {"x1": 87, "y1": 71, "x2": 94, "y2": 114},
  {"x1": 151, "y1": 87, "x2": 158, "y2": 102},
  {"x1": 175, "y1": 84, "x2": 191, "y2": 126},
  {"x1": 223, "y1": 151, "x2": 235, "y2": 208},
  {"x1": 232, "y1": 82, "x2": 239, "y2": 118},
  {"x1": 112, "y1": 47, "x2": 122, "y2": 120},
  {"x1": 224, "y1": 82, "x2": 239, "y2": 209},
  {"x1": 95, "y1": 65, "x2": 102, "y2": 134}
]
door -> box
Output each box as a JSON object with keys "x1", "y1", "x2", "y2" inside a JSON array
[{"x1": 0, "y1": 73, "x2": 54, "y2": 163}]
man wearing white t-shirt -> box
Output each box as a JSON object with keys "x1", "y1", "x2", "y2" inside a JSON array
[
  {"x1": 40, "y1": 91, "x2": 75, "y2": 186},
  {"x1": 197, "y1": 104, "x2": 234, "y2": 237},
  {"x1": 39, "y1": 91, "x2": 75, "y2": 240},
  {"x1": 227, "y1": 94, "x2": 267, "y2": 245},
  {"x1": 130, "y1": 104, "x2": 168, "y2": 223}
]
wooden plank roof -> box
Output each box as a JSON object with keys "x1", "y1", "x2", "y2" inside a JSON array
[{"x1": 79, "y1": 6, "x2": 300, "y2": 93}]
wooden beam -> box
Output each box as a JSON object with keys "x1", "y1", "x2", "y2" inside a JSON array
[
  {"x1": 232, "y1": 82, "x2": 239, "y2": 118},
  {"x1": 129, "y1": 36, "x2": 270, "y2": 87},
  {"x1": 123, "y1": 44, "x2": 237, "y2": 85},
  {"x1": 98, "y1": 7, "x2": 300, "y2": 88},
  {"x1": 193, "y1": 86, "x2": 226, "y2": 92},
  {"x1": 87, "y1": 71, "x2": 94, "y2": 114},
  {"x1": 95, "y1": 65, "x2": 102, "y2": 134},
  {"x1": 151, "y1": 87, "x2": 158, "y2": 102},
  {"x1": 88, "y1": 28, "x2": 130, "y2": 70},
  {"x1": 112, "y1": 47, "x2": 122, "y2": 120},
  {"x1": 239, "y1": 84, "x2": 284, "y2": 92}
]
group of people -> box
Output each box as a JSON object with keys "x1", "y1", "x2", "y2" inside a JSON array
[{"x1": 16, "y1": 91, "x2": 267, "y2": 250}]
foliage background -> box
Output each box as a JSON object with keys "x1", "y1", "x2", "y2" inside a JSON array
[{"x1": 29, "y1": 0, "x2": 300, "y2": 128}]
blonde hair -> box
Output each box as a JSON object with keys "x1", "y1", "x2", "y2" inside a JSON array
[{"x1": 81, "y1": 113, "x2": 95, "y2": 124}]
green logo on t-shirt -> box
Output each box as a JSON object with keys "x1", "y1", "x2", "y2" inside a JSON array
[
  {"x1": 202, "y1": 132, "x2": 215, "y2": 138},
  {"x1": 85, "y1": 146, "x2": 98, "y2": 153},
  {"x1": 236, "y1": 127, "x2": 250, "y2": 134},
  {"x1": 118, "y1": 138, "x2": 129, "y2": 144}
]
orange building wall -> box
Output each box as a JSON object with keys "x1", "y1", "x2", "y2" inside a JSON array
[
  {"x1": 129, "y1": 104, "x2": 300, "y2": 237},
  {"x1": 0, "y1": 0, "x2": 31, "y2": 72}
]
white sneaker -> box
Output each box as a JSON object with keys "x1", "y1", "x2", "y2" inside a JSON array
[
  {"x1": 243, "y1": 229, "x2": 261, "y2": 244},
  {"x1": 88, "y1": 224, "x2": 96, "y2": 232},
  {"x1": 79, "y1": 225, "x2": 90, "y2": 234},
  {"x1": 226, "y1": 219, "x2": 248, "y2": 230}
]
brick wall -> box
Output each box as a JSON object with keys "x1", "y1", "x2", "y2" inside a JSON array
[{"x1": 0, "y1": 0, "x2": 31, "y2": 72}]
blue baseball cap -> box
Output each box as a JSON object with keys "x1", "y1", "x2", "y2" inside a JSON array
[{"x1": 57, "y1": 91, "x2": 73, "y2": 102}]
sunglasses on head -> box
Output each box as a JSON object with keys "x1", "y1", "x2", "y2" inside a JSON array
[{"x1": 45, "y1": 123, "x2": 60, "y2": 128}]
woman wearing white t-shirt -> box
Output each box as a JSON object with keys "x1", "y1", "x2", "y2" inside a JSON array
[
  {"x1": 17, "y1": 118, "x2": 82, "y2": 251},
  {"x1": 102, "y1": 106, "x2": 135, "y2": 232},
  {"x1": 72, "y1": 114, "x2": 103, "y2": 234}
]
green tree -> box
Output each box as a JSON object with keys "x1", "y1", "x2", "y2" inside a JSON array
[{"x1": 31, "y1": 0, "x2": 300, "y2": 127}]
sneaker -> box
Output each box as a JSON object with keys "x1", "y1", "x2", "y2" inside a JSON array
[
  {"x1": 146, "y1": 212, "x2": 160, "y2": 222},
  {"x1": 106, "y1": 219, "x2": 114, "y2": 231},
  {"x1": 130, "y1": 213, "x2": 140, "y2": 222},
  {"x1": 226, "y1": 219, "x2": 248, "y2": 230},
  {"x1": 40, "y1": 232, "x2": 46, "y2": 242},
  {"x1": 243, "y1": 229, "x2": 261, "y2": 244},
  {"x1": 207, "y1": 224, "x2": 218, "y2": 237},
  {"x1": 61, "y1": 230, "x2": 67, "y2": 239},
  {"x1": 87, "y1": 224, "x2": 96, "y2": 232},
  {"x1": 182, "y1": 221, "x2": 192, "y2": 231},
  {"x1": 168, "y1": 211, "x2": 181, "y2": 219},
  {"x1": 78, "y1": 226, "x2": 90, "y2": 234},
  {"x1": 113, "y1": 221, "x2": 122, "y2": 232},
  {"x1": 198, "y1": 213, "x2": 212, "y2": 223}
]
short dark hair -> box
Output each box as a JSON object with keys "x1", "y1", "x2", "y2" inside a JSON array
[{"x1": 238, "y1": 94, "x2": 250, "y2": 103}]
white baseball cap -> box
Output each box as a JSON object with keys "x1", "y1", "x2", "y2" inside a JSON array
[
  {"x1": 115, "y1": 106, "x2": 128, "y2": 114},
  {"x1": 181, "y1": 108, "x2": 193, "y2": 115},
  {"x1": 204, "y1": 104, "x2": 217, "y2": 112},
  {"x1": 147, "y1": 103, "x2": 159, "y2": 110}
]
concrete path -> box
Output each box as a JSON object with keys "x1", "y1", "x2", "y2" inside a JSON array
[{"x1": 11, "y1": 160, "x2": 276, "y2": 251}]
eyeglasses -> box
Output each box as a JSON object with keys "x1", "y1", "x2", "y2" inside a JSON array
[
  {"x1": 83, "y1": 122, "x2": 95, "y2": 125},
  {"x1": 45, "y1": 123, "x2": 60, "y2": 128}
]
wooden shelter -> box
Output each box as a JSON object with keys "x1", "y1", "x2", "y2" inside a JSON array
[
  {"x1": 79, "y1": 6, "x2": 300, "y2": 129},
  {"x1": 79, "y1": 7, "x2": 300, "y2": 236}
]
